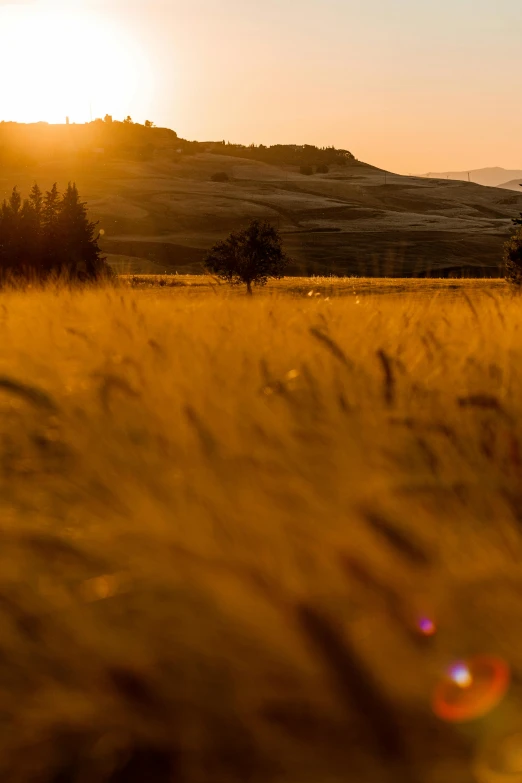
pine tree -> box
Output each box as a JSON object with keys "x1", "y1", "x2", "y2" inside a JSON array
[
  {"x1": 2, "y1": 188, "x2": 23, "y2": 270},
  {"x1": 19, "y1": 198, "x2": 42, "y2": 273},
  {"x1": 29, "y1": 183, "x2": 43, "y2": 221},
  {"x1": 0, "y1": 182, "x2": 110, "y2": 281},
  {"x1": 57, "y1": 182, "x2": 107, "y2": 280},
  {"x1": 8, "y1": 187, "x2": 21, "y2": 216},
  {"x1": 0, "y1": 200, "x2": 13, "y2": 274},
  {"x1": 42, "y1": 183, "x2": 62, "y2": 274}
]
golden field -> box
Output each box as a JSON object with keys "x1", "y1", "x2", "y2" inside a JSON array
[{"x1": 0, "y1": 278, "x2": 521, "y2": 782}]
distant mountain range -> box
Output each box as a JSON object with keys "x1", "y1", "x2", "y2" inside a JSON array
[{"x1": 424, "y1": 167, "x2": 522, "y2": 189}]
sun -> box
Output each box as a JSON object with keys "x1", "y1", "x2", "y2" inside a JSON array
[{"x1": 0, "y1": 6, "x2": 154, "y2": 124}]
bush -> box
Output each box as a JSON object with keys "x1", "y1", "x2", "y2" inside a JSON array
[
  {"x1": 300, "y1": 165, "x2": 314, "y2": 176},
  {"x1": 210, "y1": 172, "x2": 230, "y2": 183},
  {"x1": 316, "y1": 164, "x2": 330, "y2": 174}
]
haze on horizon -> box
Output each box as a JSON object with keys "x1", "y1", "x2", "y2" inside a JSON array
[{"x1": 1, "y1": 0, "x2": 521, "y2": 175}]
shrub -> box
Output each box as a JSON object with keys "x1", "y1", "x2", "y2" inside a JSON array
[
  {"x1": 300, "y1": 165, "x2": 314, "y2": 176},
  {"x1": 204, "y1": 219, "x2": 289, "y2": 294},
  {"x1": 316, "y1": 164, "x2": 330, "y2": 174},
  {"x1": 210, "y1": 172, "x2": 230, "y2": 183}
]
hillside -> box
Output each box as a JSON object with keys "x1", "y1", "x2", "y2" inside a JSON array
[
  {"x1": 424, "y1": 167, "x2": 522, "y2": 188},
  {"x1": 1, "y1": 122, "x2": 522, "y2": 276},
  {"x1": 498, "y1": 179, "x2": 522, "y2": 192}
]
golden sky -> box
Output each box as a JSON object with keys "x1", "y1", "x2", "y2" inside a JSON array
[{"x1": 1, "y1": 0, "x2": 521, "y2": 174}]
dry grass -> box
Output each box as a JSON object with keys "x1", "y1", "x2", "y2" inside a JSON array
[
  {"x1": 121, "y1": 274, "x2": 509, "y2": 296},
  {"x1": 0, "y1": 281, "x2": 521, "y2": 782}
]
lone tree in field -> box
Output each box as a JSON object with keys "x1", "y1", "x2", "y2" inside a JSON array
[
  {"x1": 505, "y1": 208, "x2": 522, "y2": 288},
  {"x1": 204, "y1": 220, "x2": 289, "y2": 294}
]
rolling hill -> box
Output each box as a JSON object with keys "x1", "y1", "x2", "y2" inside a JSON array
[
  {"x1": 1, "y1": 122, "x2": 522, "y2": 276},
  {"x1": 497, "y1": 179, "x2": 522, "y2": 192},
  {"x1": 424, "y1": 167, "x2": 522, "y2": 188}
]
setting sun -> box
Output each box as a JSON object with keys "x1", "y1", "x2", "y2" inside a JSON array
[{"x1": 0, "y1": 5, "x2": 153, "y2": 124}]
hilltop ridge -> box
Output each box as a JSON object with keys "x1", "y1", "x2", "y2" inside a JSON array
[{"x1": 0, "y1": 119, "x2": 353, "y2": 170}]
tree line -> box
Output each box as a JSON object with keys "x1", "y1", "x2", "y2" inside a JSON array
[
  {"x1": 200, "y1": 142, "x2": 354, "y2": 168},
  {"x1": 0, "y1": 183, "x2": 110, "y2": 281}
]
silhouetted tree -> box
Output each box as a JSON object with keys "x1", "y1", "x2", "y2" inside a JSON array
[
  {"x1": 123, "y1": 116, "x2": 133, "y2": 124},
  {"x1": 29, "y1": 182, "x2": 43, "y2": 219},
  {"x1": 8, "y1": 186, "x2": 21, "y2": 216},
  {"x1": 56, "y1": 183, "x2": 106, "y2": 280},
  {"x1": 19, "y1": 194, "x2": 42, "y2": 273},
  {"x1": 104, "y1": 114, "x2": 113, "y2": 124},
  {"x1": 204, "y1": 220, "x2": 289, "y2": 294},
  {"x1": 144, "y1": 120, "x2": 155, "y2": 128},
  {"x1": 505, "y1": 211, "x2": 522, "y2": 288},
  {"x1": 0, "y1": 182, "x2": 110, "y2": 281},
  {"x1": 42, "y1": 183, "x2": 62, "y2": 273},
  {"x1": 0, "y1": 190, "x2": 19, "y2": 272}
]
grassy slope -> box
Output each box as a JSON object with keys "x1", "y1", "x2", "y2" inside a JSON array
[
  {"x1": 1, "y1": 151, "x2": 522, "y2": 277},
  {"x1": 0, "y1": 281, "x2": 520, "y2": 781}
]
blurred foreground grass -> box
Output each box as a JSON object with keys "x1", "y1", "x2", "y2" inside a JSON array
[{"x1": 0, "y1": 281, "x2": 521, "y2": 782}]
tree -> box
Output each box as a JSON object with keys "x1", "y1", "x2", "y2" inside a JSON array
[
  {"x1": 505, "y1": 212, "x2": 522, "y2": 288},
  {"x1": 29, "y1": 182, "x2": 43, "y2": 219},
  {"x1": 56, "y1": 182, "x2": 107, "y2": 280},
  {"x1": 144, "y1": 120, "x2": 155, "y2": 128},
  {"x1": 8, "y1": 186, "x2": 21, "y2": 216},
  {"x1": 104, "y1": 114, "x2": 113, "y2": 124},
  {"x1": 0, "y1": 188, "x2": 23, "y2": 270},
  {"x1": 300, "y1": 165, "x2": 314, "y2": 176},
  {"x1": 0, "y1": 182, "x2": 110, "y2": 282},
  {"x1": 123, "y1": 116, "x2": 133, "y2": 124},
  {"x1": 204, "y1": 220, "x2": 289, "y2": 295},
  {"x1": 19, "y1": 196, "x2": 42, "y2": 273},
  {"x1": 42, "y1": 183, "x2": 62, "y2": 273},
  {"x1": 316, "y1": 164, "x2": 329, "y2": 174},
  {"x1": 0, "y1": 191, "x2": 19, "y2": 272}
]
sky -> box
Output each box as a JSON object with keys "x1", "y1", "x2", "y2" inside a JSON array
[{"x1": 0, "y1": 0, "x2": 521, "y2": 174}]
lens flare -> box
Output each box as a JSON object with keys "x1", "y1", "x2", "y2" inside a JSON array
[
  {"x1": 432, "y1": 656, "x2": 510, "y2": 723},
  {"x1": 449, "y1": 662, "x2": 473, "y2": 688},
  {"x1": 418, "y1": 616, "x2": 436, "y2": 636}
]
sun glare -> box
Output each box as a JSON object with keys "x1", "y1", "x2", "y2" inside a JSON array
[{"x1": 0, "y1": 6, "x2": 153, "y2": 124}]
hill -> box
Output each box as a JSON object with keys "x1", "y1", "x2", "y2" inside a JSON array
[
  {"x1": 497, "y1": 179, "x2": 522, "y2": 192},
  {"x1": 1, "y1": 122, "x2": 522, "y2": 276},
  {"x1": 424, "y1": 167, "x2": 522, "y2": 188}
]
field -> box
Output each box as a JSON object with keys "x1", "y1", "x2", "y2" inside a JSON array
[
  {"x1": 0, "y1": 278, "x2": 521, "y2": 782},
  {"x1": 2, "y1": 149, "x2": 522, "y2": 278}
]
